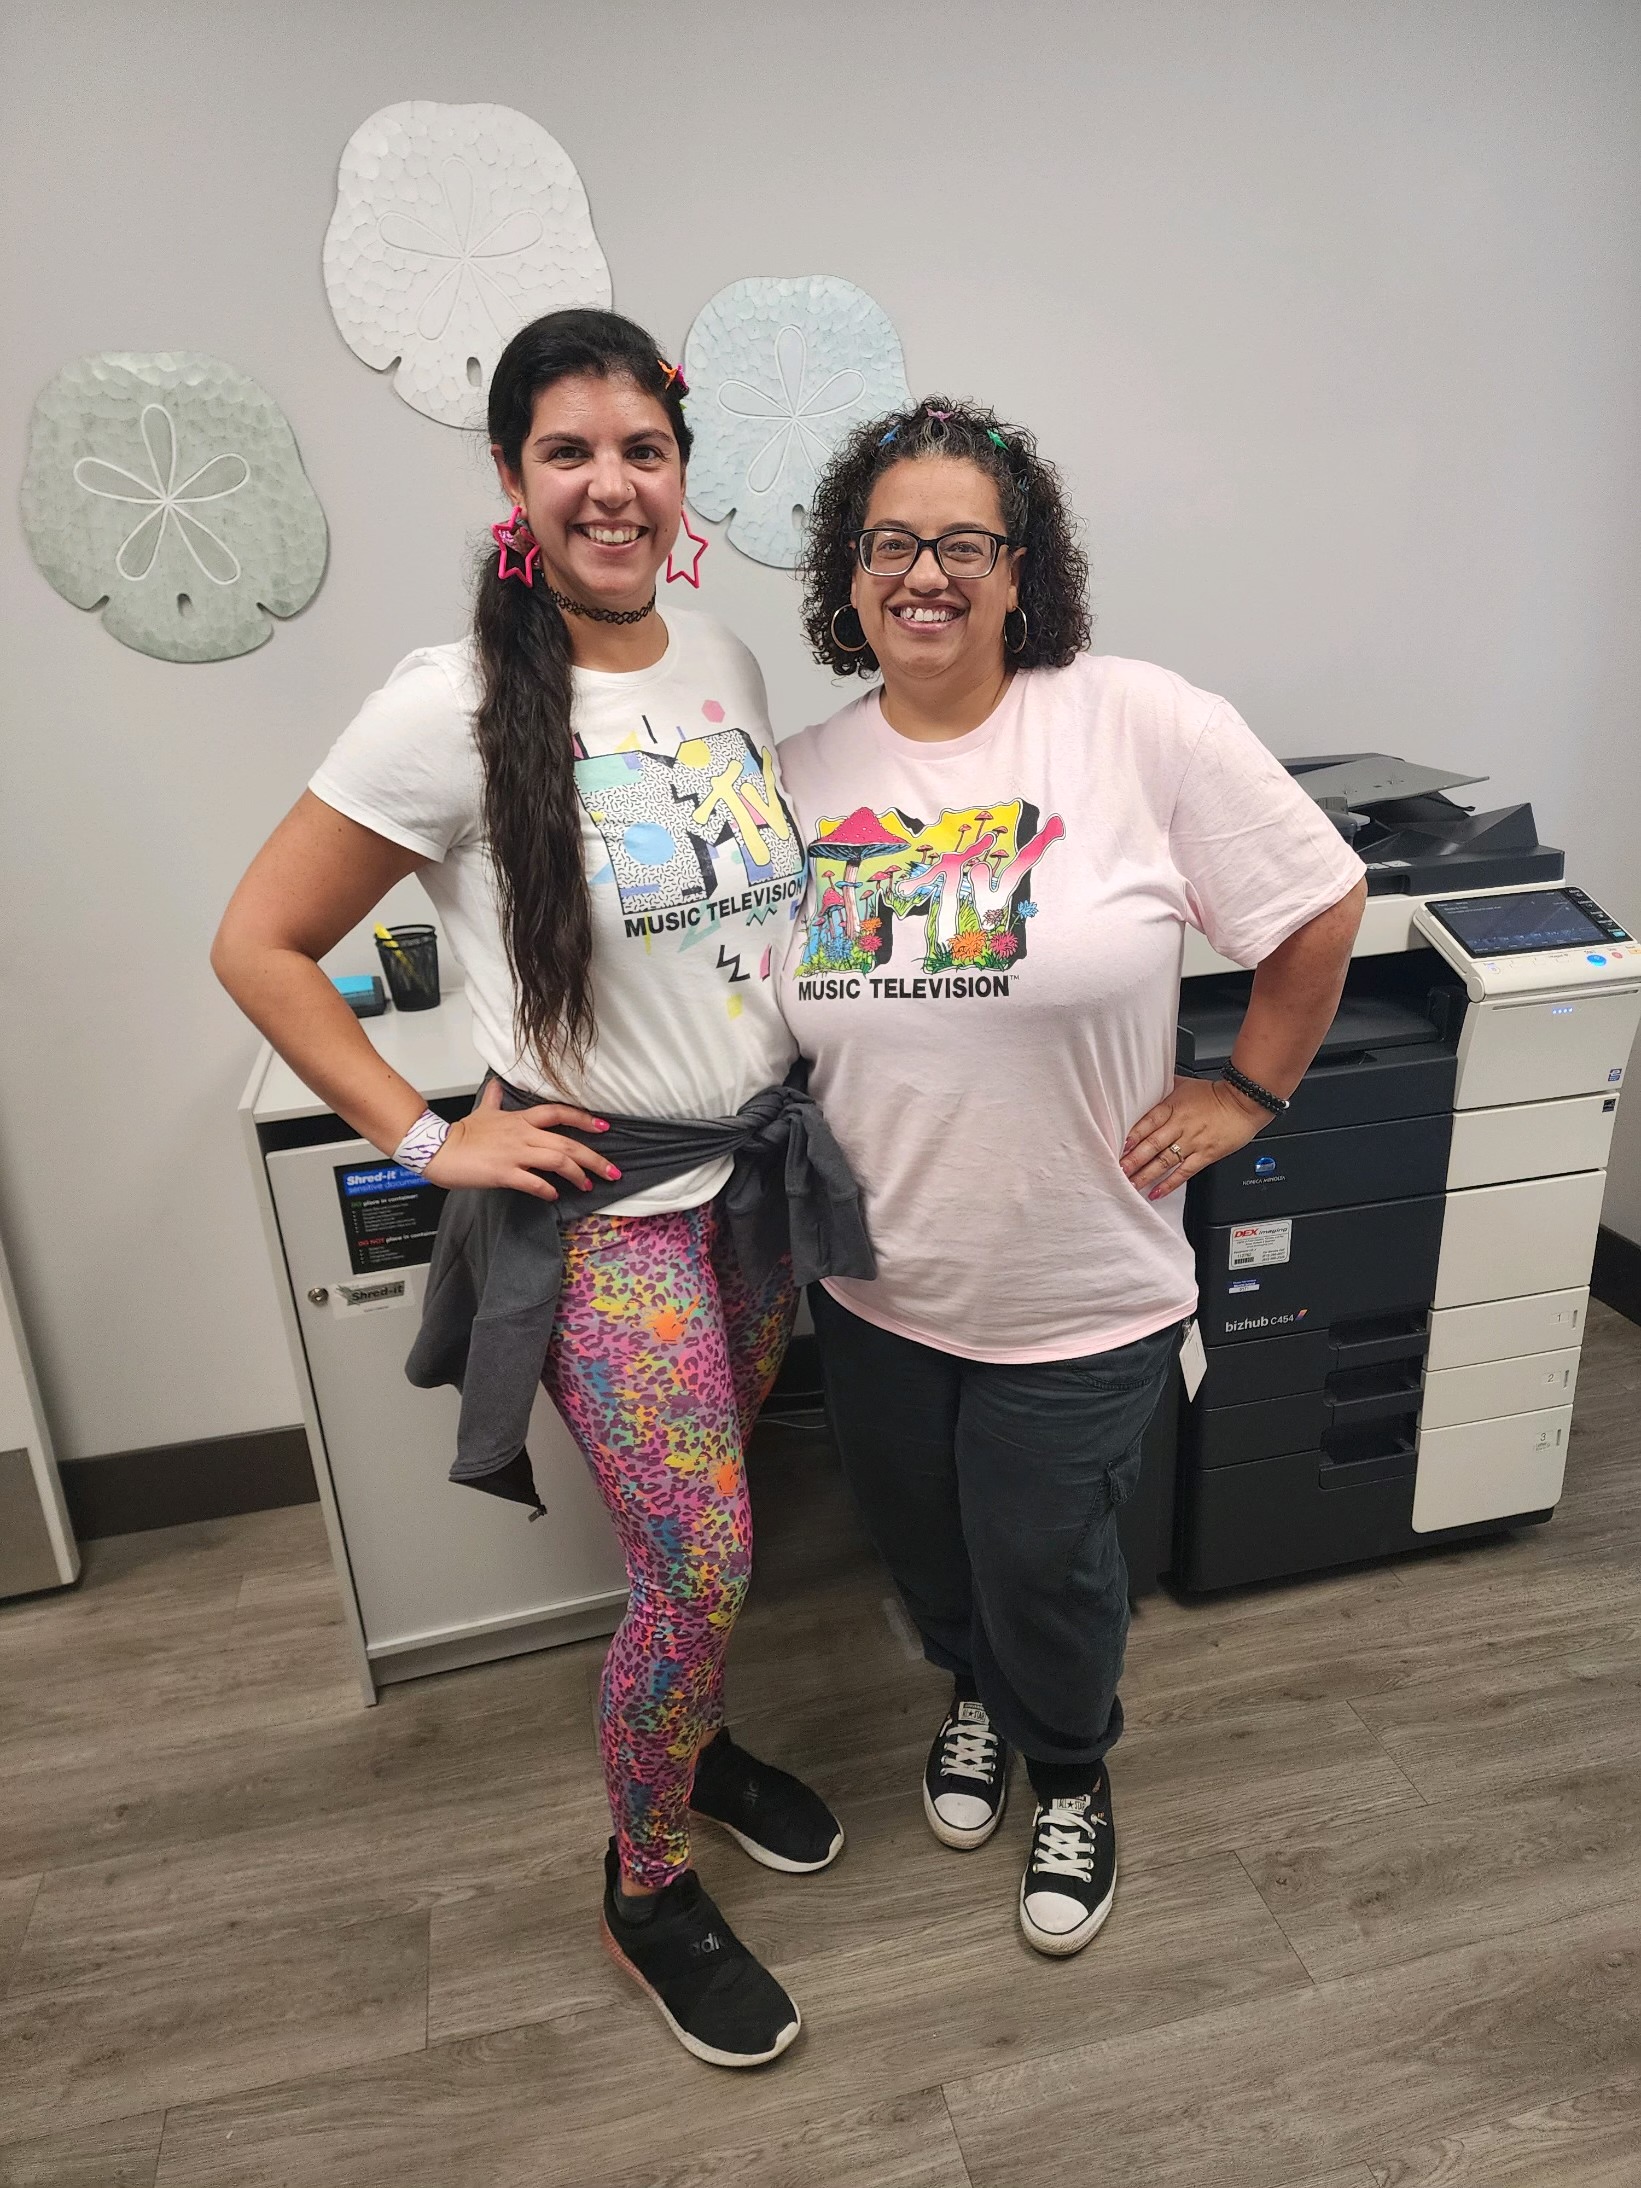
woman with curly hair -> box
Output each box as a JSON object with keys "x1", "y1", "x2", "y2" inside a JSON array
[{"x1": 779, "y1": 397, "x2": 1366, "y2": 1956}]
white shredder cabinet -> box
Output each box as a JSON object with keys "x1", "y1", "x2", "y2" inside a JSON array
[
  {"x1": 0, "y1": 1223, "x2": 78, "y2": 1600},
  {"x1": 241, "y1": 997, "x2": 626, "y2": 1702}
]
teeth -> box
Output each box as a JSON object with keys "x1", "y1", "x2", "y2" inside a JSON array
[
  {"x1": 896, "y1": 606, "x2": 958, "y2": 623},
  {"x1": 584, "y1": 526, "x2": 642, "y2": 544}
]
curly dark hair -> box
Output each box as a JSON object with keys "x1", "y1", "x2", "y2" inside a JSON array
[{"x1": 801, "y1": 395, "x2": 1091, "y2": 678}]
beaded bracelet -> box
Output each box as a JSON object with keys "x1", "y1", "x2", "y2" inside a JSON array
[
  {"x1": 1221, "y1": 1061, "x2": 1290, "y2": 1116},
  {"x1": 393, "y1": 1107, "x2": 450, "y2": 1174}
]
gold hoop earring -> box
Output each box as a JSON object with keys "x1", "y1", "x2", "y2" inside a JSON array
[
  {"x1": 831, "y1": 604, "x2": 871, "y2": 655},
  {"x1": 1005, "y1": 605, "x2": 1030, "y2": 655}
]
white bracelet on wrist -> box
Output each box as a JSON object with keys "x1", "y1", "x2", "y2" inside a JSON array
[{"x1": 393, "y1": 1107, "x2": 450, "y2": 1174}]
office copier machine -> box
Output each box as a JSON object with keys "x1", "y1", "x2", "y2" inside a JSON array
[{"x1": 1171, "y1": 756, "x2": 1640, "y2": 1591}]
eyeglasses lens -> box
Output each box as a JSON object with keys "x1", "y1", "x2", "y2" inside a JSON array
[{"x1": 936, "y1": 532, "x2": 997, "y2": 577}]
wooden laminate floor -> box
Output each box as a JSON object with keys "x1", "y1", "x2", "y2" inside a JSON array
[{"x1": 3, "y1": 1307, "x2": 1639, "y2": 2186}]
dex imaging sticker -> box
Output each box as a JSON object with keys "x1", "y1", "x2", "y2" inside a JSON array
[{"x1": 1228, "y1": 1219, "x2": 1293, "y2": 1270}]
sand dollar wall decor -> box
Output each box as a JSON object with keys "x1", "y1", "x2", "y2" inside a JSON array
[
  {"x1": 324, "y1": 100, "x2": 612, "y2": 428},
  {"x1": 681, "y1": 277, "x2": 912, "y2": 569},
  {"x1": 20, "y1": 353, "x2": 328, "y2": 663}
]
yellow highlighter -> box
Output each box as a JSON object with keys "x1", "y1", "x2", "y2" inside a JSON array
[{"x1": 373, "y1": 923, "x2": 405, "y2": 956}]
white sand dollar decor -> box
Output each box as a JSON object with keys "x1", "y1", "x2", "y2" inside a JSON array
[
  {"x1": 20, "y1": 353, "x2": 328, "y2": 663},
  {"x1": 324, "y1": 100, "x2": 612, "y2": 427},
  {"x1": 681, "y1": 276, "x2": 912, "y2": 569}
]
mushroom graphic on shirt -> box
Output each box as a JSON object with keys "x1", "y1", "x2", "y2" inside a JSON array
[{"x1": 801, "y1": 808, "x2": 912, "y2": 971}]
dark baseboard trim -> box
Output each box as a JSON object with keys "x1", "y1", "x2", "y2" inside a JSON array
[
  {"x1": 1591, "y1": 1225, "x2": 1641, "y2": 1328},
  {"x1": 60, "y1": 1426, "x2": 318, "y2": 1541}
]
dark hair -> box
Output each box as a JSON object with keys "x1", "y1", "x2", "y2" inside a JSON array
[
  {"x1": 801, "y1": 396, "x2": 1090, "y2": 678},
  {"x1": 473, "y1": 309, "x2": 692, "y2": 1076}
]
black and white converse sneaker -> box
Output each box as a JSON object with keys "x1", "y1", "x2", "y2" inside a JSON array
[
  {"x1": 1018, "y1": 1770, "x2": 1117, "y2": 1957},
  {"x1": 599, "y1": 1841, "x2": 801, "y2": 2068},
  {"x1": 689, "y1": 1728, "x2": 844, "y2": 1874},
  {"x1": 923, "y1": 1695, "x2": 1010, "y2": 1849}
]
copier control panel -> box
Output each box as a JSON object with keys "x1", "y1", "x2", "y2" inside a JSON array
[{"x1": 1414, "y1": 887, "x2": 1638, "y2": 1000}]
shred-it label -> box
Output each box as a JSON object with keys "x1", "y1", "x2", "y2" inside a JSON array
[
  {"x1": 1228, "y1": 1219, "x2": 1292, "y2": 1270},
  {"x1": 333, "y1": 1160, "x2": 444, "y2": 1275}
]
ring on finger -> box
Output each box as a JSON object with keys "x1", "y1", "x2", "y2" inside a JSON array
[{"x1": 1167, "y1": 1141, "x2": 1185, "y2": 1164}]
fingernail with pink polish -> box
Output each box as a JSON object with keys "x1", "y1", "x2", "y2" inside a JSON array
[{"x1": 607, "y1": 1165, "x2": 622, "y2": 1180}]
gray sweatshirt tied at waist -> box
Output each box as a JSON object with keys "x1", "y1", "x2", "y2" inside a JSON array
[{"x1": 404, "y1": 1075, "x2": 875, "y2": 1515}]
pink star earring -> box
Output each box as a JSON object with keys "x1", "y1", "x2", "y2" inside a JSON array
[
  {"x1": 666, "y1": 507, "x2": 708, "y2": 588},
  {"x1": 491, "y1": 504, "x2": 539, "y2": 586}
]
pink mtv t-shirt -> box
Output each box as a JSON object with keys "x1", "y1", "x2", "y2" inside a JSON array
[{"x1": 777, "y1": 655, "x2": 1365, "y2": 1363}]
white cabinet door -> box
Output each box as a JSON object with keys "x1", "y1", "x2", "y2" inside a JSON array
[
  {"x1": 1421, "y1": 1347, "x2": 1581, "y2": 1431},
  {"x1": 1434, "y1": 1171, "x2": 1605, "y2": 1309},
  {"x1": 1413, "y1": 1406, "x2": 1571, "y2": 1531},
  {"x1": 1426, "y1": 1288, "x2": 1587, "y2": 1371},
  {"x1": 1455, "y1": 989, "x2": 1641, "y2": 1108},
  {"x1": 266, "y1": 1140, "x2": 626, "y2": 1669},
  {"x1": 1445, "y1": 1095, "x2": 1616, "y2": 1190}
]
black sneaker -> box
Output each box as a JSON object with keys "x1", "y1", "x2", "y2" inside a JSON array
[
  {"x1": 1018, "y1": 1770, "x2": 1117, "y2": 1956},
  {"x1": 923, "y1": 1695, "x2": 1009, "y2": 1849},
  {"x1": 599, "y1": 1842, "x2": 801, "y2": 2067},
  {"x1": 689, "y1": 1727, "x2": 844, "y2": 1874}
]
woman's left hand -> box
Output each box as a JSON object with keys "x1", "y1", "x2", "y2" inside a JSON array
[{"x1": 1121, "y1": 1077, "x2": 1271, "y2": 1201}]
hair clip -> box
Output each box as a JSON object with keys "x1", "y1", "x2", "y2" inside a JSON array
[
  {"x1": 987, "y1": 429, "x2": 1010, "y2": 451},
  {"x1": 491, "y1": 505, "x2": 539, "y2": 587},
  {"x1": 878, "y1": 425, "x2": 900, "y2": 446},
  {"x1": 926, "y1": 409, "x2": 954, "y2": 422},
  {"x1": 658, "y1": 357, "x2": 689, "y2": 397}
]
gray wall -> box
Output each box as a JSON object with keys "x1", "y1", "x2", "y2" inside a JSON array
[{"x1": 3, "y1": 0, "x2": 1639, "y2": 1462}]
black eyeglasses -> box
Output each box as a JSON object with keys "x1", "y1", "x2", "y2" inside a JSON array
[{"x1": 852, "y1": 527, "x2": 1018, "y2": 579}]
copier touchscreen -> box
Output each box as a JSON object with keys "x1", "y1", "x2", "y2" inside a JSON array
[{"x1": 1428, "y1": 888, "x2": 1628, "y2": 958}]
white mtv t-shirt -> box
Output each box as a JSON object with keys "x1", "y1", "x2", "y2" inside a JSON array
[
  {"x1": 777, "y1": 655, "x2": 1366, "y2": 1360},
  {"x1": 311, "y1": 607, "x2": 804, "y2": 1216}
]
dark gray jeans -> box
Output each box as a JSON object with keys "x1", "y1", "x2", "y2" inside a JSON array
[{"x1": 811, "y1": 1287, "x2": 1180, "y2": 1785}]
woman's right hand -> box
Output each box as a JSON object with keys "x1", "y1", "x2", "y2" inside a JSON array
[{"x1": 423, "y1": 1078, "x2": 620, "y2": 1199}]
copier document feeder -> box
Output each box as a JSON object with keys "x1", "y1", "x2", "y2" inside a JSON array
[{"x1": 1170, "y1": 760, "x2": 1639, "y2": 1590}]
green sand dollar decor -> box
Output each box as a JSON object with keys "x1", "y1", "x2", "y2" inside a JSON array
[{"x1": 20, "y1": 353, "x2": 328, "y2": 663}]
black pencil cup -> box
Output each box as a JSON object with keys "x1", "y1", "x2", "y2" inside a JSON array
[{"x1": 375, "y1": 924, "x2": 441, "y2": 1011}]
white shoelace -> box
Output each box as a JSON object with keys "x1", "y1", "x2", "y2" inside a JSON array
[
  {"x1": 1031, "y1": 1801, "x2": 1102, "y2": 1882},
  {"x1": 939, "y1": 1718, "x2": 1000, "y2": 1784}
]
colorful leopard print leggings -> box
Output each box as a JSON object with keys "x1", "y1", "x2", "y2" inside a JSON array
[{"x1": 542, "y1": 1197, "x2": 796, "y2": 1888}]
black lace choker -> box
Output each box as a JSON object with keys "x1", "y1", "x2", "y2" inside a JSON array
[{"x1": 546, "y1": 585, "x2": 656, "y2": 626}]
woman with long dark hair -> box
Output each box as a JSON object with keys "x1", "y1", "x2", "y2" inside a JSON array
[
  {"x1": 782, "y1": 396, "x2": 1365, "y2": 1957},
  {"x1": 213, "y1": 309, "x2": 861, "y2": 2069}
]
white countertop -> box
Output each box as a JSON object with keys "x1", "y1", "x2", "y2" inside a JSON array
[{"x1": 241, "y1": 991, "x2": 484, "y2": 1125}]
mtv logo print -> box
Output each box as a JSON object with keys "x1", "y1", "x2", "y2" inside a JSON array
[{"x1": 576, "y1": 729, "x2": 802, "y2": 914}]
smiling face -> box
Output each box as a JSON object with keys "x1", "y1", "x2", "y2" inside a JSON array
[
  {"x1": 851, "y1": 455, "x2": 1022, "y2": 694},
  {"x1": 493, "y1": 372, "x2": 683, "y2": 611}
]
